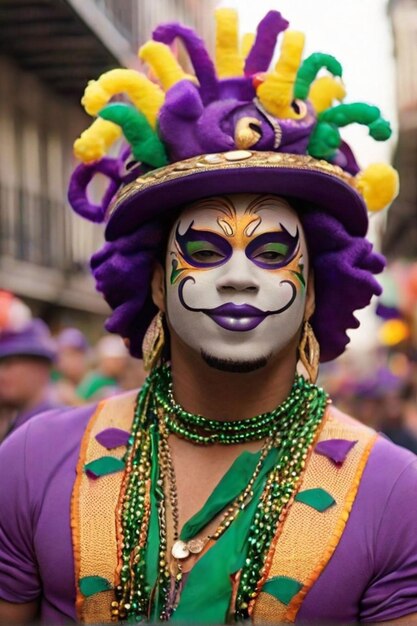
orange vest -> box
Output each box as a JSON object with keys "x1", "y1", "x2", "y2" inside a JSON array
[{"x1": 71, "y1": 391, "x2": 376, "y2": 623}]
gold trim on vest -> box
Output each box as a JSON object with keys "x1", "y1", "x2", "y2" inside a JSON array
[
  {"x1": 253, "y1": 407, "x2": 377, "y2": 623},
  {"x1": 71, "y1": 391, "x2": 136, "y2": 624}
]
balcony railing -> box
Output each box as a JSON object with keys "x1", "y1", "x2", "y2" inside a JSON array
[{"x1": 0, "y1": 182, "x2": 101, "y2": 274}]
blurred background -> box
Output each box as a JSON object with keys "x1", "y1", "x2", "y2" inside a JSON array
[{"x1": 0, "y1": 0, "x2": 416, "y2": 446}]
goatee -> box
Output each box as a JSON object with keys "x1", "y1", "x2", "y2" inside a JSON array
[{"x1": 201, "y1": 351, "x2": 271, "y2": 373}]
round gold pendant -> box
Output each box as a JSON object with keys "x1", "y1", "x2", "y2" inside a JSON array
[
  {"x1": 187, "y1": 538, "x2": 205, "y2": 554},
  {"x1": 171, "y1": 540, "x2": 190, "y2": 560}
]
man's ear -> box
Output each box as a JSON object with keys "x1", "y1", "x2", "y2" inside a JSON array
[
  {"x1": 151, "y1": 262, "x2": 166, "y2": 312},
  {"x1": 304, "y1": 269, "x2": 315, "y2": 320}
]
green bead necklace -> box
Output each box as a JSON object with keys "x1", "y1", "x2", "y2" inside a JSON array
[
  {"x1": 235, "y1": 386, "x2": 328, "y2": 618},
  {"x1": 154, "y1": 363, "x2": 308, "y2": 445},
  {"x1": 113, "y1": 365, "x2": 329, "y2": 622}
]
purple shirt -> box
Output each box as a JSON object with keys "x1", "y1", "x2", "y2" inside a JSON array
[
  {"x1": 0, "y1": 405, "x2": 417, "y2": 623},
  {"x1": 8, "y1": 398, "x2": 60, "y2": 434}
]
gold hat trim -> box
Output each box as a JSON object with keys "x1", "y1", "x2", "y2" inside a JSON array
[{"x1": 107, "y1": 150, "x2": 356, "y2": 220}]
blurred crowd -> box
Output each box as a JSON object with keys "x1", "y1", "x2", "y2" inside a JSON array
[
  {"x1": 1, "y1": 272, "x2": 417, "y2": 451},
  {"x1": 319, "y1": 347, "x2": 417, "y2": 454},
  {"x1": 319, "y1": 259, "x2": 417, "y2": 453},
  {"x1": 0, "y1": 291, "x2": 147, "y2": 442}
]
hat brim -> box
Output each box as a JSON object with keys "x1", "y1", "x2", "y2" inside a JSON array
[
  {"x1": 0, "y1": 345, "x2": 55, "y2": 362},
  {"x1": 105, "y1": 151, "x2": 368, "y2": 240}
]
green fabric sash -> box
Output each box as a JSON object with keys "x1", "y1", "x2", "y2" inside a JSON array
[
  {"x1": 180, "y1": 449, "x2": 263, "y2": 541},
  {"x1": 173, "y1": 447, "x2": 279, "y2": 622}
]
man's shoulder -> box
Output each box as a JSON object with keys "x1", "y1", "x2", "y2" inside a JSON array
[
  {"x1": 15, "y1": 402, "x2": 97, "y2": 445},
  {"x1": 0, "y1": 391, "x2": 138, "y2": 503},
  {"x1": 327, "y1": 404, "x2": 375, "y2": 436},
  {"x1": 0, "y1": 404, "x2": 97, "y2": 461},
  {"x1": 4, "y1": 389, "x2": 138, "y2": 451},
  {"x1": 328, "y1": 404, "x2": 417, "y2": 512}
]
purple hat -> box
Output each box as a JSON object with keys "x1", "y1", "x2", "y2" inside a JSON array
[
  {"x1": 0, "y1": 319, "x2": 57, "y2": 362},
  {"x1": 57, "y1": 328, "x2": 89, "y2": 352},
  {"x1": 67, "y1": 9, "x2": 399, "y2": 362}
]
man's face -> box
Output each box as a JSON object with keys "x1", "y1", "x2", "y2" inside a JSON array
[
  {"x1": 164, "y1": 194, "x2": 310, "y2": 371},
  {"x1": 57, "y1": 348, "x2": 88, "y2": 385},
  {"x1": 0, "y1": 356, "x2": 51, "y2": 408}
]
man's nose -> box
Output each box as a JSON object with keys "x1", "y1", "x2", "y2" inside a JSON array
[{"x1": 216, "y1": 252, "x2": 259, "y2": 293}]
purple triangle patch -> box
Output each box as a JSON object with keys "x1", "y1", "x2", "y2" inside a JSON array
[
  {"x1": 315, "y1": 439, "x2": 358, "y2": 465},
  {"x1": 95, "y1": 428, "x2": 130, "y2": 449}
]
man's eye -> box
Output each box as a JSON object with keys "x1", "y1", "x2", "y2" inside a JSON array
[
  {"x1": 252, "y1": 243, "x2": 289, "y2": 264},
  {"x1": 256, "y1": 250, "x2": 283, "y2": 260},
  {"x1": 185, "y1": 242, "x2": 225, "y2": 263},
  {"x1": 192, "y1": 249, "x2": 224, "y2": 261}
]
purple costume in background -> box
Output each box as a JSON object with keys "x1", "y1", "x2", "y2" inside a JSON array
[
  {"x1": 0, "y1": 406, "x2": 417, "y2": 623},
  {"x1": 0, "y1": 319, "x2": 60, "y2": 438}
]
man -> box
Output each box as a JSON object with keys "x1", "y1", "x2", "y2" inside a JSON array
[
  {"x1": 54, "y1": 328, "x2": 90, "y2": 405},
  {"x1": 1, "y1": 8, "x2": 416, "y2": 625},
  {"x1": 76, "y1": 335, "x2": 129, "y2": 402},
  {"x1": 0, "y1": 313, "x2": 58, "y2": 441}
]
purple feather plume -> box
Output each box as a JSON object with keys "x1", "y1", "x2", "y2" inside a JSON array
[
  {"x1": 244, "y1": 11, "x2": 289, "y2": 77},
  {"x1": 153, "y1": 22, "x2": 219, "y2": 105},
  {"x1": 68, "y1": 158, "x2": 122, "y2": 223}
]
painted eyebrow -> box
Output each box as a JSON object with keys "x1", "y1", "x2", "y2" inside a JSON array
[
  {"x1": 245, "y1": 226, "x2": 299, "y2": 264},
  {"x1": 175, "y1": 221, "x2": 233, "y2": 265}
]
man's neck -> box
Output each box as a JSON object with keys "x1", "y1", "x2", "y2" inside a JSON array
[{"x1": 169, "y1": 339, "x2": 298, "y2": 421}]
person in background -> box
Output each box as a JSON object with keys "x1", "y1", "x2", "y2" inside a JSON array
[
  {"x1": 0, "y1": 318, "x2": 59, "y2": 441},
  {"x1": 381, "y1": 377, "x2": 417, "y2": 454},
  {"x1": 76, "y1": 334, "x2": 129, "y2": 401},
  {"x1": 54, "y1": 328, "x2": 90, "y2": 405}
]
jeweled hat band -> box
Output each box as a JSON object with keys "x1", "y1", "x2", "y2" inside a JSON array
[{"x1": 105, "y1": 150, "x2": 368, "y2": 240}]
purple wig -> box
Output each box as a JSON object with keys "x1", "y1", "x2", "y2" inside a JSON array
[
  {"x1": 90, "y1": 201, "x2": 384, "y2": 363},
  {"x1": 300, "y1": 208, "x2": 384, "y2": 360}
]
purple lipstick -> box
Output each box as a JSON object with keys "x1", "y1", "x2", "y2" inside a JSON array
[
  {"x1": 178, "y1": 277, "x2": 297, "y2": 332},
  {"x1": 207, "y1": 303, "x2": 267, "y2": 332}
]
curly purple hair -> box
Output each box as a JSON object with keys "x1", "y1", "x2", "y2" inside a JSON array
[{"x1": 90, "y1": 199, "x2": 384, "y2": 363}]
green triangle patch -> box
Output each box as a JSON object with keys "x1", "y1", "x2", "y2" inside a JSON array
[
  {"x1": 79, "y1": 575, "x2": 112, "y2": 597},
  {"x1": 84, "y1": 455, "x2": 125, "y2": 478},
  {"x1": 262, "y1": 576, "x2": 303, "y2": 605},
  {"x1": 295, "y1": 487, "x2": 336, "y2": 512}
]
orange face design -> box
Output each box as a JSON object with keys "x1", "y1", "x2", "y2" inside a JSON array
[
  {"x1": 165, "y1": 194, "x2": 309, "y2": 364},
  {"x1": 169, "y1": 195, "x2": 305, "y2": 292}
]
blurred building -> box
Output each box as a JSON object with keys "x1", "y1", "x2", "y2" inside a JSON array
[
  {"x1": 383, "y1": 0, "x2": 417, "y2": 259},
  {"x1": 137, "y1": 0, "x2": 217, "y2": 48},
  {"x1": 0, "y1": 0, "x2": 216, "y2": 336}
]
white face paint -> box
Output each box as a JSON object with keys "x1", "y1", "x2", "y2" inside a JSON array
[{"x1": 165, "y1": 194, "x2": 309, "y2": 367}]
